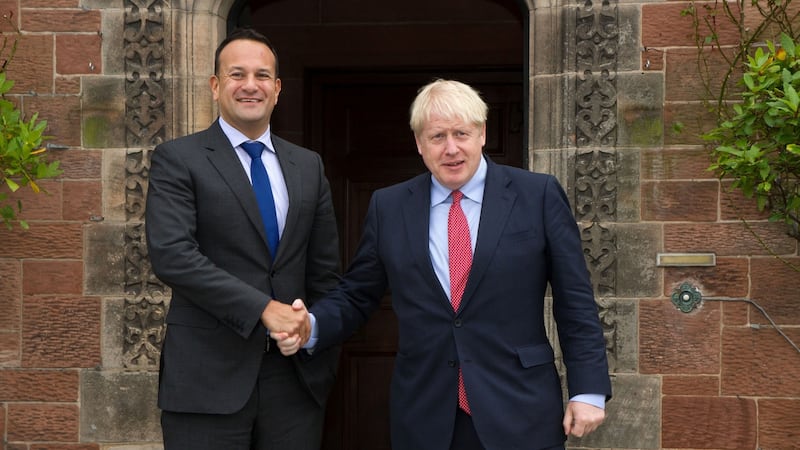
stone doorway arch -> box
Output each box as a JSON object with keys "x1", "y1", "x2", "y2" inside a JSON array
[{"x1": 86, "y1": 0, "x2": 650, "y2": 446}]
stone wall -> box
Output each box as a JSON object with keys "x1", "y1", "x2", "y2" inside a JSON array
[{"x1": 0, "y1": 0, "x2": 798, "y2": 449}]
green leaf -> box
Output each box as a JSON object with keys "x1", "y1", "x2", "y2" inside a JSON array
[
  {"x1": 781, "y1": 33, "x2": 795, "y2": 57},
  {"x1": 5, "y1": 178, "x2": 19, "y2": 192}
]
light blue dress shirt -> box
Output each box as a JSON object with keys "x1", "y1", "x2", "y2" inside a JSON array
[{"x1": 219, "y1": 117, "x2": 289, "y2": 238}]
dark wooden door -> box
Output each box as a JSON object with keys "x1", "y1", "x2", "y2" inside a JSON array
[{"x1": 311, "y1": 70, "x2": 524, "y2": 450}]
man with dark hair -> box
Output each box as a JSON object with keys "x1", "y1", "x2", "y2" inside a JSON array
[{"x1": 146, "y1": 28, "x2": 340, "y2": 449}]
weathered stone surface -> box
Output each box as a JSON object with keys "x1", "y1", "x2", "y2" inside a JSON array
[
  {"x1": 662, "y1": 396, "x2": 756, "y2": 448},
  {"x1": 640, "y1": 299, "x2": 721, "y2": 375},
  {"x1": 663, "y1": 257, "x2": 749, "y2": 299},
  {"x1": 82, "y1": 77, "x2": 126, "y2": 148},
  {"x1": 85, "y1": 223, "x2": 126, "y2": 296},
  {"x1": 722, "y1": 327, "x2": 800, "y2": 397},
  {"x1": 597, "y1": 298, "x2": 637, "y2": 373},
  {"x1": 22, "y1": 297, "x2": 102, "y2": 368},
  {"x1": 614, "y1": 224, "x2": 660, "y2": 298},
  {"x1": 616, "y1": 72, "x2": 664, "y2": 148},
  {"x1": 568, "y1": 374, "x2": 661, "y2": 449},
  {"x1": 80, "y1": 369, "x2": 161, "y2": 442},
  {"x1": 532, "y1": 75, "x2": 573, "y2": 150},
  {"x1": 641, "y1": 180, "x2": 718, "y2": 222},
  {"x1": 103, "y1": 149, "x2": 130, "y2": 222},
  {"x1": 664, "y1": 222, "x2": 797, "y2": 256},
  {"x1": 614, "y1": 149, "x2": 641, "y2": 223}
]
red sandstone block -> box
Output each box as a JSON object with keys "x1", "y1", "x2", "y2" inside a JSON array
[
  {"x1": 24, "y1": 95, "x2": 82, "y2": 147},
  {"x1": 5, "y1": 34, "x2": 53, "y2": 95},
  {"x1": 21, "y1": 0, "x2": 79, "y2": 6},
  {"x1": 62, "y1": 180, "x2": 102, "y2": 222},
  {"x1": 640, "y1": 299, "x2": 721, "y2": 374},
  {"x1": 21, "y1": 9, "x2": 100, "y2": 32},
  {"x1": 722, "y1": 327, "x2": 800, "y2": 397},
  {"x1": 0, "y1": 331, "x2": 20, "y2": 366},
  {"x1": 664, "y1": 222, "x2": 797, "y2": 256},
  {"x1": 56, "y1": 150, "x2": 103, "y2": 180},
  {"x1": 641, "y1": 147, "x2": 717, "y2": 181},
  {"x1": 642, "y1": 48, "x2": 663, "y2": 71},
  {"x1": 5, "y1": 180, "x2": 64, "y2": 221},
  {"x1": 56, "y1": 34, "x2": 102, "y2": 75},
  {"x1": 643, "y1": 2, "x2": 742, "y2": 48},
  {"x1": 665, "y1": 47, "x2": 741, "y2": 102},
  {"x1": 663, "y1": 257, "x2": 749, "y2": 298},
  {"x1": 662, "y1": 375, "x2": 719, "y2": 396},
  {"x1": 719, "y1": 180, "x2": 772, "y2": 221},
  {"x1": 21, "y1": 296, "x2": 100, "y2": 368},
  {"x1": 750, "y1": 257, "x2": 800, "y2": 324},
  {"x1": 0, "y1": 1, "x2": 19, "y2": 32},
  {"x1": 22, "y1": 260, "x2": 83, "y2": 296},
  {"x1": 641, "y1": 180, "x2": 718, "y2": 221},
  {"x1": 662, "y1": 396, "x2": 756, "y2": 448},
  {"x1": 30, "y1": 445, "x2": 100, "y2": 450},
  {"x1": 0, "y1": 223, "x2": 83, "y2": 259},
  {"x1": 6, "y1": 403, "x2": 78, "y2": 441},
  {"x1": 664, "y1": 102, "x2": 716, "y2": 146},
  {"x1": 0, "y1": 369, "x2": 78, "y2": 402},
  {"x1": 0, "y1": 259, "x2": 21, "y2": 330},
  {"x1": 722, "y1": 300, "x2": 749, "y2": 326},
  {"x1": 759, "y1": 399, "x2": 800, "y2": 447},
  {"x1": 55, "y1": 76, "x2": 81, "y2": 95}
]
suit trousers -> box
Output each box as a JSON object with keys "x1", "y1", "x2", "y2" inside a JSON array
[
  {"x1": 161, "y1": 348, "x2": 324, "y2": 450},
  {"x1": 448, "y1": 409, "x2": 566, "y2": 450}
]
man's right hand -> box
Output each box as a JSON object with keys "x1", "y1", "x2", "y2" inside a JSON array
[
  {"x1": 261, "y1": 298, "x2": 310, "y2": 345},
  {"x1": 269, "y1": 299, "x2": 310, "y2": 356}
]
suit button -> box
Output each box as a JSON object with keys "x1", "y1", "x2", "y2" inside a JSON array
[
  {"x1": 454, "y1": 319, "x2": 462, "y2": 327},
  {"x1": 448, "y1": 360, "x2": 456, "y2": 367}
]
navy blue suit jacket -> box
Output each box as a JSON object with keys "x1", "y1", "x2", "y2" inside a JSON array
[{"x1": 310, "y1": 156, "x2": 611, "y2": 450}]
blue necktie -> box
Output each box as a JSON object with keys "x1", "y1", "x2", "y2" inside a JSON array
[{"x1": 241, "y1": 141, "x2": 280, "y2": 258}]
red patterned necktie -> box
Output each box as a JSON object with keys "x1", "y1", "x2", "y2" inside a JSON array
[{"x1": 448, "y1": 190, "x2": 472, "y2": 414}]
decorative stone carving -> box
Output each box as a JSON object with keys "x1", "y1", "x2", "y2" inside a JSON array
[
  {"x1": 575, "y1": 0, "x2": 622, "y2": 367},
  {"x1": 576, "y1": 0, "x2": 619, "y2": 148},
  {"x1": 581, "y1": 220, "x2": 616, "y2": 296},
  {"x1": 575, "y1": 149, "x2": 618, "y2": 223},
  {"x1": 123, "y1": 0, "x2": 167, "y2": 370}
]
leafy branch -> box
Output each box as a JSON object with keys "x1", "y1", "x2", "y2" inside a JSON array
[
  {"x1": 0, "y1": 13, "x2": 62, "y2": 229},
  {"x1": 683, "y1": 0, "x2": 800, "y2": 245}
]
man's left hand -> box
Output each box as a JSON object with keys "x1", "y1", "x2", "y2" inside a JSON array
[{"x1": 563, "y1": 400, "x2": 605, "y2": 438}]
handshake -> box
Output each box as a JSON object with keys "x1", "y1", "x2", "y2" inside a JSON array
[{"x1": 261, "y1": 298, "x2": 312, "y2": 356}]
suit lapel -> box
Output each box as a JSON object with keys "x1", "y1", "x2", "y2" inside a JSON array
[
  {"x1": 460, "y1": 159, "x2": 515, "y2": 311},
  {"x1": 402, "y1": 175, "x2": 451, "y2": 308},
  {"x1": 272, "y1": 135, "x2": 301, "y2": 262},
  {"x1": 204, "y1": 121, "x2": 272, "y2": 252}
]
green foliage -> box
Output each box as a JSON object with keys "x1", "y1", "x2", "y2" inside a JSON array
[
  {"x1": 682, "y1": 0, "x2": 800, "y2": 243},
  {"x1": 0, "y1": 28, "x2": 61, "y2": 229},
  {"x1": 705, "y1": 33, "x2": 800, "y2": 240}
]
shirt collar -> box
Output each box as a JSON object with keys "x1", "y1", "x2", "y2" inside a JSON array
[
  {"x1": 430, "y1": 155, "x2": 487, "y2": 206},
  {"x1": 218, "y1": 117, "x2": 276, "y2": 154}
]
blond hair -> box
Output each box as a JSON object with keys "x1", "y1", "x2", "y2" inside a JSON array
[{"x1": 409, "y1": 79, "x2": 488, "y2": 136}]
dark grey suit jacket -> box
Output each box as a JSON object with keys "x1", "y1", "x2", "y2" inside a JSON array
[
  {"x1": 311, "y1": 157, "x2": 611, "y2": 450},
  {"x1": 146, "y1": 120, "x2": 340, "y2": 414}
]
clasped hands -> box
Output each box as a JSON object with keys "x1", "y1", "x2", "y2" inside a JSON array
[{"x1": 261, "y1": 298, "x2": 310, "y2": 355}]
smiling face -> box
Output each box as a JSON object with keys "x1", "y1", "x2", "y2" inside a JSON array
[
  {"x1": 210, "y1": 38, "x2": 281, "y2": 139},
  {"x1": 415, "y1": 113, "x2": 486, "y2": 191}
]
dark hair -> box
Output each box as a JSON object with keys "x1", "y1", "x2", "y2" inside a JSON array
[{"x1": 214, "y1": 28, "x2": 279, "y2": 76}]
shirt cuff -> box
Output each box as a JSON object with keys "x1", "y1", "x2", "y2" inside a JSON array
[
  {"x1": 303, "y1": 312, "x2": 319, "y2": 350},
  {"x1": 569, "y1": 393, "x2": 606, "y2": 409}
]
